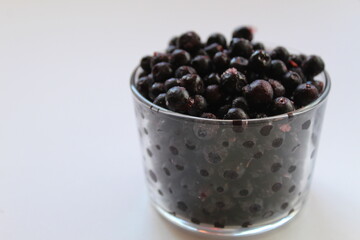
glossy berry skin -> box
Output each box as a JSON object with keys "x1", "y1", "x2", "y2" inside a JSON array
[
  {"x1": 166, "y1": 45, "x2": 176, "y2": 54},
  {"x1": 216, "y1": 104, "x2": 232, "y2": 118},
  {"x1": 282, "y1": 71, "x2": 303, "y2": 94},
  {"x1": 270, "y1": 46, "x2": 290, "y2": 63},
  {"x1": 149, "y1": 82, "x2": 165, "y2": 100},
  {"x1": 204, "y1": 43, "x2": 223, "y2": 58},
  {"x1": 229, "y1": 38, "x2": 253, "y2": 58},
  {"x1": 204, "y1": 73, "x2": 221, "y2": 85},
  {"x1": 191, "y1": 55, "x2": 212, "y2": 77},
  {"x1": 230, "y1": 57, "x2": 248, "y2": 72},
  {"x1": 136, "y1": 75, "x2": 153, "y2": 99},
  {"x1": 232, "y1": 97, "x2": 249, "y2": 111},
  {"x1": 165, "y1": 86, "x2": 190, "y2": 113},
  {"x1": 170, "y1": 49, "x2": 191, "y2": 68},
  {"x1": 152, "y1": 62, "x2": 173, "y2": 82},
  {"x1": 174, "y1": 66, "x2": 197, "y2": 78},
  {"x1": 307, "y1": 80, "x2": 324, "y2": 93},
  {"x1": 201, "y1": 112, "x2": 217, "y2": 119},
  {"x1": 248, "y1": 50, "x2": 271, "y2": 72},
  {"x1": 164, "y1": 78, "x2": 180, "y2": 91},
  {"x1": 232, "y1": 26, "x2": 253, "y2": 41},
  {"x1": 207, "y1": 33, "x2": 227, "y2": 48},
  {"x1": 188, "y1": 95, "x2": 208, "y2": 116},
  {"x1": 269, "y1": 60, "x2": 288, "y2": 78},
  {"x1": 243, "y1": 80, "x2": 274, "y2": 109},
  {"x1": 212, "y1": 51, "x2": 230, "y2": 73},
  {"x1": 153, "y1": 93, "x2": 167, "y2": 108},
  {"x1": 140, "y1": 55, "x2": 152, "y2": 73},
  {"x1": 151, "y1": 52, "x2": 170, "y2": 67},
  {"x1": 205, "y1": 84, "x2": 223, "y2": 105},
  {"x1": 220, "y1": 68, "x2": 247, "y2": 94},
  {"x1": 224, "y1": 108, "x2": 249, "y2": 119},
  {"x1": 179, "y1": 74, "x2": 204, "y2": 95},
  {"x1": 268, "y1": 79, "x2": 286, "y2": 98},
  {"x1": 302, "y1": 55, "x2": 325, "y2": 77},
  {"x1": 177, "y1": 31, "x2": 202, "y2": 53},
  {"x1": 270, "y1": 97, "x2": 295, "y2": 115},
  {"x1": 252, "y1": 42, "x2": 265, "y2": 50},
  {"x1": 290, "y1": 67, "x2": 307, "y2": 82},
  {"x1": 293, "y1": 83, "x2": 319, "y2": 107},
  {"x1": 168, "y1": 36, "x2": 178, "y2": 46}
]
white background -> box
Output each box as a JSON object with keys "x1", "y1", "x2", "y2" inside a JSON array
[{"x1": 0, "y1": 0, "x2": 359, "y2": 239}]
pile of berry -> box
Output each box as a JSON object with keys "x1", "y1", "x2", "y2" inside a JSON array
[{"x1": 136, "y1": 26, "x2": 325, "y2": 119}]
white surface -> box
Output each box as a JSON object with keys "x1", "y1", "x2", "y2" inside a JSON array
[{"x1": 0, "y1": 0, "x2": 359, "y2": 239}]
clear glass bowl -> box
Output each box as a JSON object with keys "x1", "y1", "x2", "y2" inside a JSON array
[{"x1": 130, "y1": 67, "x2": 330, "y2": 236}]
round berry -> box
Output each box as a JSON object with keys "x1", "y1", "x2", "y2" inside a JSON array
[
  {"x1": 252, "y1": 42, "x2": 265, "y2": 50},
  {"x1": 213, "y1": 51, "x2": 230, "y2": 73},
  {"x1": 282, "y1": 71, "x2": 303, "y2": 94},
  {"x1": 270, "y1": 97, "x2": 295, "y2": 115},
  {"x1": 174, "y1": 66, "x2": 197, "y2": 78},
  {"x1": 204, "y1": 73, "x2": 221, "y2": 85},
  {"x1": 149, "y1": 82, "x2": 165, "y2": 100},
  {"x1": 307, "y1": 80, "x2": 324, "y2": 93},
  {"x1": 269, "y1": 60, "x2": 288, "y2": 78},
  {"x1": 201, "y1": 112, "x2": 217, "y2": 119},
  {"x1": 136, "y1": 75, "x2": 153, "y2": 99},
  {"x1": 216, "y1": 104, "x2": 232, "y2": 118},
  {"x1": 232, "y1": 26, "x2": 253, "y2": 41},
  {"x1": 151, "y1": 52, "x2": 170, "y2": 67},
  {"x1": 165, "y1": 45, "x2": 176, "y2": 54},
  {"x1": 293, "y1": 83, "x2": 319, "y2": 107},
  {"x1": 168, "y1": 36, "x2": 178, "y2": 46},
  {"x1": 232, "y1": 97, "x2": 249, "y2": 111},
  {"x1": 165, "y1": 86, "x2": 190, "y2": 113},
  {"x1": 205, "y1": 84, "x2": 223, "y2": 105},
  {"x1": 164, "y1": 78, "x2": 180, "y2": 91},
  {"x1": 302, "y1": 55, "x2": 325, "y2": 77},
  {"x1": 153, "y1": 93, "x2": 167, "y2": 108},
  {"x1": 177, "y1": 31, "x2": 202, "y2": 53},
  {"x1": 207, "y1": 33, "x2": 227, "y2": 48},
  {"x1": 152, "y1": 62, "x2": 173, "y2": 82},
  {"x1": 291, "y1": 67, "x2": 307, "y2": 82},
  {"x1": 140, "y1": 55, "x2": 152, "y2": 73},
  {"x1": 229, "y1": 38, "x2": 253, "y2": 58},
  {"x1": 204, "y1": 43, "x2": 223, "y2": 58},
  {"x1": 179, "y1": 74, "x2": 204, "y2": 95},
  {"x1": 243, "y1": 80, "x2": 274, "y2": 109},
  {"x1": 224, "y1": 108, "x2": 249, "y2": 119},
  {"x1": 170, "y1": 49, "x2": 191, "y2": 68},
  {"x1": 270, "y1": 46, "x2": 290, "y2": 62},
  {"x1": 268, "y1": 79, "x2": 286, "y2": 98},
  {"x1": 248, "y1": 50, "x2": 271, "y2": 72},
  {"x1": 191, "y1": 55, "x2": 212, "y2": 76},
  {"x1": 230, "y1": 56, "x2": 248, "y2": 72},
  {"x1": 188, "y1": 95, "x2": 207, "y2": 116},
  {"x1": 220, "y1": 68, "x2": 247, "y2": 94},
  {"x1": 288, "y1": 54, "x2": 307, "y2": 68}
]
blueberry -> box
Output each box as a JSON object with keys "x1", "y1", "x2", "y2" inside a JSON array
[
  {"x1": 307, "y1": 80, "x2": 324, "y2": 93},
  {"x1": 224, "y1": 108, "x2": 248, "y2": 119},
  {"x1": 151, "y1": 52, "x2": 170, "y2": 67},
  {"x1": 270, "y1": 46, "x2": 290, "y2": 63},
  {"x1": 153, "y1": 93, "x2": 167, "y2": 108},
  {"x1": 216, "y1": 104, "x2": 231, "y2": 118},
  {"x1": 140, "y1": 55, "x2": 152, "y2": 73},
  {"x1": 201, "y1": 112, "x2": 217, "y2": 119},
  {"x1": 291, "y1": 67, "x2": 307, "y2": 82},
  {"x1": 177, "y1": 31, "x2": 202, "y2": 53},
  {"x1": 268, "y1": 79, "x2": 286, "y2": 98},
  {"x1": 168, "y1": 36, "x2": 178, "y2": 46},
  {"x1": 229, "y1": 38, "x2": 253, "y2": 58},
  {"x1": 174, "y1": 66, "x2": 197, "y2": 78},
  {"x1": 270, "y1": 97, "x2": 295, "y2": 115},
  {"x1": 243, "y1": 80, "x2": 274, "y2": 109},
  {"x1": 232, "y1": 26, "x2": 253, "y2": 41},
  {"x1": 152, "y1": 62, "x2": 173, "y2": 82},
  {"x1": 302, "y1": 55, "x2": 325, "y2": 77},
  {"x1": 188, "y1": 95, "x2": 207, "y2": 116},
  {"x1": 220, "y1": 68, "x2": 247, "y2": 94},
  {"x1": 252, "y1": 42, "x2": 265, "y2": 50},
  {"x1": 149, "y1": 82, "x2": 165, "y2": 100},
  {"x1": 179, "y1": 74, "x2": 204, "y2": 95},
  {"x1": 204, "y1": 43, "x2": 224, "y2": 58},
  {"x1": 204, "y1": 73, "x2": 221, "y2": 85},
  {"x1": 136, "y1": 75, "x2": 153, "y2": 99},
  {"x1": 205, "y1": 84, "x2": 223, "y2": 105},
  {"x1": 248, "y1": 50, "x2": 271, "y2": 72},
  {"x1": 230, "y1": 56, "x2": 248, "y2": 72},
  {"x1": 191, "y1": 55, "x2": 212, "y2": 76},
  {"x1": 170, "y1": 49, "x2": 191, "y2": 68},
  {"x1": 269, "y1": 60, "x2": 288, "y2": 78},
  {"x1": 288, "y1": 54, "x2": 307, "y2": 68},
  {"x1": 282, "y1": 71, "x2": 303, "y2": 94},
  {"x1": 253, "y1": 112, "x2": 268, "y2": 118},
  {"x1": 232, "y1": 97, "x2": 249, "y2": 111},
  {"x1": 293, "y1": 83, "x2": 319, "y2": 107},
  {"x1": 246, "y1": 71, "x2": 268, "y2": 82},
  {"x1": 207, "y1": 33, "x2": 227, "y2": 48},
  {"x1": 212, "y1": 51, "x2": 230, "y2": 73},
  {"x1": 165, "y1": 86, "x2": 190, "y2": 113},
  {"x1": 164, "y1": 78, "x2": 180, "y2": 91},
  {"x1": 165, "y1": 45, "x2": 176, "y2": 54}
]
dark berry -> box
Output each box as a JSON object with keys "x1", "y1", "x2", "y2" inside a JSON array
[
  {"x1": 270, "y1": 46, "x2": 290, "y2": 62},
  {"x1": 152, "y1": 62, "x2": 173, "y2": 82},
  {"x1": 270, "y1": 97, "x2": 295, "y2": 115},
  {"x1": 207, "y1": 33, "x2": 227, "y2": 48},
  {"x1": 229, "y1": 38, "x2": 253, "y2": 58},
  {"x1": 268, "y1": 79, "x2": 286, "y2": 98},
  {"x1": 216, "y1": 104, "x2": 232, "y2": 118},
  {"x1": 282, "y1": 71, "x2": 303, "y2": 94},
  {"x1": 192, "y1": 48, "x2": 208, "y2": 57},
  {"x1": 177, "y1": 31, "x2": 202, "y2": 53},
  {"x1": 253, "y1": 112, "x2": 268, "y2": 118},
  {"x1": 248, "y1": 50, "x2": 271, "y2": 72},
  {"x1": 232, "y1": 97, "x2": 249, "y2": 111},
  {"x1": 174, "y1": 66, "x2": 197, "y2": 78},
  {"x1": 220, "y1": 68, "x2": 247, "y2": 94},
  {"x1": 164, "y1": 78, "x2": 180, "y2": 91},
  {"x1": 213, "y1": 51, "x2": 230, "y2": 73},
  {"x1": 307, "y1": 80, "x2": 324, "y2": 93},
  {"x1": 170, "y1": 49, "x2": 191, "y2": 68},
  {"x1": 269, "y1": 60, "x2": 288, "y2": 78},
  {"x1": 179, "y1": 74, "x2": 204, "y2": 95},
  {"x1": 291, "y1": 67, "x2": 307, "y2": 82},
  {"x1": 230, "y1": 56, "x2": 248, "y2": 72},
  {"x1": 188, "y1": 95, "x2": 207, "y2": 116},
  {"x1": 204, "y1": 73, "x2": 221, "y2": 85},
  {"x1": 153, "y1": 93, "x2": 167, "y2": 108},
  {"x1": 191, "y1": 55, "x2": 212, "y2": 76},
  {"x1": 293, "y1": 83, "x2": 319, "y2": 107},
  {"x1": 252, "y1": 42, "x2": 265, "y2": 50},
  {"x1": 136, "y1": 75, "x2": 153, "y2": 99},
  {"x1": 149, "y1": 82, "x2": 165, "y2": 100},
  {"x1": 243, "y1": 80, "x2": 274, "y2": 109},
  {"x1": 201, "y1": 112, "x2": 217, "y2": 119},
  {"x1": 168, "y1": 36, "x2": 178, "y2": 46},
  {"x1": 204, "y1": 43, "x2": 223, "y2": 58},
  {"x1": 165, "y1": 45, "x2": 176, "y2": 54},
  {"x1": 224, "y1": 108, "x2": 248, "y2": 119},
  {"x1": 302, "y1": 55, "x2": 325, "y2": 77},
  {"x1": 246, "y1": 71, "x2": 268, "y2": 82},
  {"x1": 165, "y1": 86, "x2": 190, "y2": 113},
  {"x1": 205, "y1": 84, "x2": 223, "y2": 105},
  {"x1": 232, "y1": 26, "x2": 253, "y2": 41},
  {"x1": 140, "y1": 55, "x2": 152, "y2": 73},
  {"x1": 151, "y1": 52, "x2": 170, "y2": 67}
]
